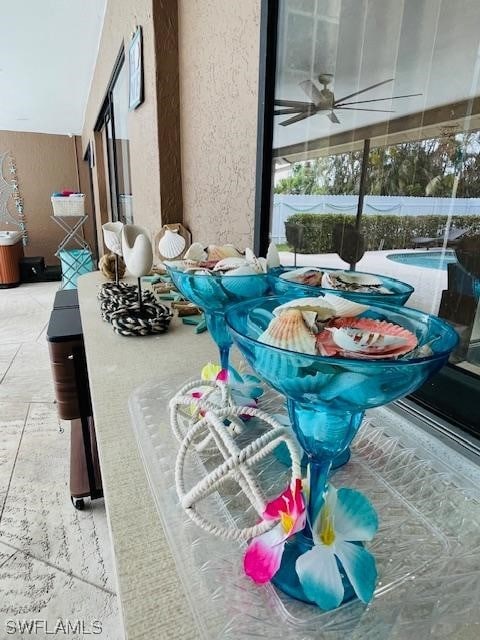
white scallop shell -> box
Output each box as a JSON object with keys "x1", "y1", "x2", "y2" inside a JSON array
[
  {"x1": 158, "y1": 229, "x2": 186, "y2": 259},
  {"x1": 274, "y1": 297, "x2": 336, "y2": 325},
  {"x1": 102, "y1": 222, "x2": 124, "y2": 256},
  {"x1": 212, "y1": 257, "x2": 247, "y2": 272},
  {"x1": 273, "y1": 294, "x2": 368, "y2": 327},
  {"x1": 336, "y1": 270, "x2": 383, "y2": 286},
  {"x1": 184, "y1": 242, "x2": 207, "y2": 262},
  {"x1": 279, "y1": 267, "x2": 323, "y2": 282},
  {"x1": 322, "y1": 293, "x2": 369, "y2": 317},
  {"x1": 266, "y1": 242, "x2": 281, "y2": 269},
  {"x1": 223, "y1": 265, "x2": 257, "y2": 276}
]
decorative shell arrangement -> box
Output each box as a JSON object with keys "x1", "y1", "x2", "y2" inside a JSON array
[
  {"x1": 164, "y1": 241, "x2": 280, "y2": 277},
  {"x1": 280, "y1": 267, "x2": 393, "y2": 295},
  {"x1": 259, "y1": 295, "x2": 418, "y2": 360}
]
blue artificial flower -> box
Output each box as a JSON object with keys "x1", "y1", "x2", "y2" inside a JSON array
[{"x1": 295, "y1": 485, "x2": 378, "y2": 610}]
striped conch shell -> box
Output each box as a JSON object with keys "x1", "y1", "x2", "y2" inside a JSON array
[{"x1": 258, "y1": 309, "x2": 316, "y2": 355}]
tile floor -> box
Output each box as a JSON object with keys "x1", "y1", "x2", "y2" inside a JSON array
[{"x1": 0, "y1": 282, "x2": 122, "y2": 639}]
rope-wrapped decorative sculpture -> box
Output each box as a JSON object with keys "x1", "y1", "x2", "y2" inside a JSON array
[
  {"x1": 110, "y1": 301, "x2": 171, "y2": 336},
  {"x1": 170, "y1": 376, "x2": 302, "y2": 542}
]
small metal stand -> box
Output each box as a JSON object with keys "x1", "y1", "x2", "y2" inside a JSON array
[
  {"x1": 51, "y1": 215, "x2": 91, "y2": 290},
  {"x1": 51, "y1": 215, "x2": 90, "y2": 254}
]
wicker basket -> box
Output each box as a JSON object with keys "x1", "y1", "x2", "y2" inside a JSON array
[{"x1": 51, "y1": 195, "x2": 85, "y2": 217}]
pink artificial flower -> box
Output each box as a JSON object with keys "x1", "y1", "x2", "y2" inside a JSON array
[{"x1": 244, "y1": 479, "x2": 306, "y2": 584}]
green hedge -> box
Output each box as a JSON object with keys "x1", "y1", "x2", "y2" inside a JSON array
[{"x1": 285, "y1": 213, "x2": 480, "y2": 253}]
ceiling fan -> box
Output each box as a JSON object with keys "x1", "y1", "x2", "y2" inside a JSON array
[{"x1": 274, "y1": 74, "x2": 421, "y2": 126}]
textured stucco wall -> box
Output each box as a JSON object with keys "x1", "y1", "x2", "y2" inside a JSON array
[
  {"x1": 178, "y1": 0, "x2": 261, "y2": 249},
  {"x1": 81, "y1": 0, "x2": 162, "y2": 239},
  {"x1": 0, "y1": 130, "x2": 95, "y2": 264}
]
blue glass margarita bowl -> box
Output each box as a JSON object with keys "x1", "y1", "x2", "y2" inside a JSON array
[
  {"x1": 269, "y1": 266, "x2": 414, "y2": 307},
  {"x1": 166, "y1": 264, "x2": 269, "y2": 369},
  {"x1": 225, "y1": 296, "x2": 458, "y2": 605}
]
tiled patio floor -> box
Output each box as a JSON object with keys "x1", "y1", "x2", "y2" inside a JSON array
[{"x1": 0, "y1": 282, "x2": 122, "y2": 639}]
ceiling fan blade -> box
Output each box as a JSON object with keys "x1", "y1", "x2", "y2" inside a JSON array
[
  {"x1": 279, "y1": 111, "x2": 313, "y2": 127},
  {"x1": 275, "y1": 99, "x2": 316, "y2": 109},
  {"x1": 335, "y1": 93, "x2": 422, "y2": 107},
  {"x1": 274, "y1": 108, "x2": 304, "y2": 115},
  {"x1": 335, "y1": 78, "x2": 394, "y2": 104},
  {"x1": 336, "y1": 106, "x2": 395, "y2": 112},
  {"x1": 299, "y1": 79, "x2": 323, "y2": 104},
  {"x1": 327, "y1": 111, "x2": 340, "y2": 124}
]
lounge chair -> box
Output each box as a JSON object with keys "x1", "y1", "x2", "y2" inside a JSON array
[{"x1": 412, "y1": 227, "x2": 470, "y2": 250}]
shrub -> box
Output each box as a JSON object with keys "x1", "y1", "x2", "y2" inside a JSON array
[{"x1": 285, "y1": 213, "x2": 480, "y2": 253}]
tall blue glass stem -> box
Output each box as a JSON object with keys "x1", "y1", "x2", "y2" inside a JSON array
[
  {"x1": 205, "y1": 311, "x2": 232, "y2": 370},
  {"x1": 272, "y1": 400, "x2": 363, "y2": 605}
]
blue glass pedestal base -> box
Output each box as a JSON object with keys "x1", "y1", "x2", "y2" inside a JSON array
[{"x1": 272, "y1": 534, "x2": 356, "y2": 606}]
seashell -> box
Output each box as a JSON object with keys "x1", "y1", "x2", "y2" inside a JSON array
[
  {"x1": 279, "y1": 267, "x2": 323, "y2": 283},
  {"x1": 244, "y1": 248, "x2": 266, "y2": 273},
  {"x1": 223, "y1": 264, "x2": 257, "y2": 276},
  {"x1": 329, "y1": 327, "x2": 407, "y2": 352},
  {"x1": 266, "y1": 242, "x2": 281, "y2": 269},
  {"x1": 213, "y1": 257, "x2": 247, "y2": 272},
  {"x1": 336, "y1": 271, "x2": 383, "y2": 287},
  {"x1": 322, "y1": 293, "x2": 369, "y2": 318},
  {"x1": 207, "y1": 244, "x2": 242, "y2": 261},
  {"x1": 257, "y1": 257, "x2": 268, "y2": 273},
  {"x1": 274, "y1": 297, "x2": 336, "y2": 328},
  {"x1": 122, "y1": 225, "x2": 153, "y2": 277},
  {"x1": 378, "y1": 286, "x2": 394, "y2": 295},
  {"x1": 273, "y1": 294, "x2": 367, "y2": 326},
  {"x1": 158, "y1": 228, "x2": 186, "y2": 259},
  {"x1": 321, "y1": 271, "x2": 336, "y2": 290},
  {"x1": 102, "y1": 222, "x2": 124, "y2": 256},
  {"x1": 184, "y1": 242, "x2": 207, "y2": 262},
  {"x1": 258, "y1": 309, "x2": 316, "y2": 354},
  {"x1": 316, "y1": 317, "x2": 417, "y2": 359}
]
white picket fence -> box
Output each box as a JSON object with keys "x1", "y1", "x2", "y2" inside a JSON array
[{"x1": 271, "y1": 194, "x2": 480, "y2": 243}]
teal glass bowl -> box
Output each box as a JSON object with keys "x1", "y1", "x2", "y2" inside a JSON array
[
  {"x1": 225, "y1": 296, "x2": 458, "y2": 415},
  {"x1": 269, "y1": 267, "x2": 414, "y2": 307},
  {"x1": 166, "y1": 264, "x2": 269, "y2": 369}
]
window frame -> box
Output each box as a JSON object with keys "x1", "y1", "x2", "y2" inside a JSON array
[
  {"x1": 253, "y1": 0, "x2": 480, "y2": 438},
  {"x1": 94, "y1": 46, "x2": 125, "y2": 224}
]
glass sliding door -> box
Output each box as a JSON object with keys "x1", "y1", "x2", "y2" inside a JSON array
[
  {"x1": 256, "y1": 0, "x2": 480, "y2": 434},
  {"x1": 95, "y1": 49, "x2": 134, "y2": 225}
]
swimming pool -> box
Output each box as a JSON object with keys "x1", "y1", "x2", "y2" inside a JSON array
[{"x1": 387, "y1": 250, "x2": 457, "y2": 271}]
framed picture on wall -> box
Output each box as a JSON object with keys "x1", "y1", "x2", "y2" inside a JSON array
[{"x1": 128, "y1": 26, "x2": 143, "y2": 110}]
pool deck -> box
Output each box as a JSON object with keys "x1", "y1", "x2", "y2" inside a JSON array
[{"x1": 279, "y1": 248, "x2": 448, "y2": 315}]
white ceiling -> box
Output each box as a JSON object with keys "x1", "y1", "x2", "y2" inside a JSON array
[
  {"x1": 275, "y1": 0, "x2": 480, "y2": 150},
  {"x1": 0, "y1": 0, "x2": 106, "y2": 135}
]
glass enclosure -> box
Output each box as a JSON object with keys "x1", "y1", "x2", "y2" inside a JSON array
[{"x1": 259, "y1": 0, "x2": 480, "y2": 432}]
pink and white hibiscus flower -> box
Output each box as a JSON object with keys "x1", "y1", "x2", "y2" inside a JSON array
[{"x1": 244, "y1": 479, "x2": 306, "y2": 583}]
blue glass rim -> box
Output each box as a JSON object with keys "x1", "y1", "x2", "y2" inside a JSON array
[
  {"x1": 271, "y1": 266, "x2": 414, "y2": 297},
  {"x1": 225, "y1": 295, "x2": 459, "y2": 368}
]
